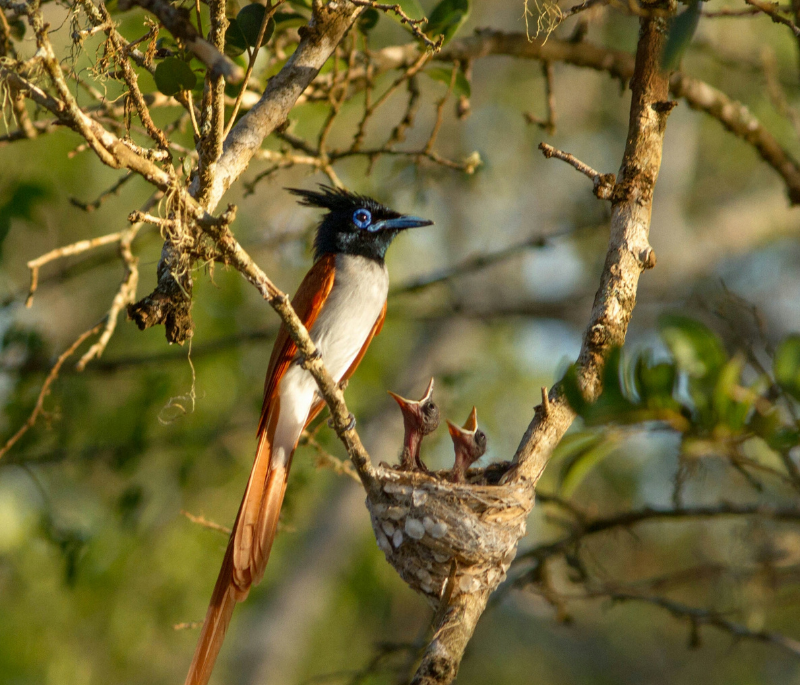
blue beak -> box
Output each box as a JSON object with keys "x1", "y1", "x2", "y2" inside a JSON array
[{"x1": 373, "y1": 215, "x2": 434, "y2": 231}]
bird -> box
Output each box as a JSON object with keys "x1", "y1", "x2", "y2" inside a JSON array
[
  {"x1": 184, "y1": 185, "x2": 433, "y2": 685},
  {"x1": 388, "y1": 378, "x2": 440, "y2": 471},
  {"x1": 447, "y1": 407, "x2": 487, "y2": 483}
]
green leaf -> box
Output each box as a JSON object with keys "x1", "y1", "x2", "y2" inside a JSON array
[
  {"x1": 273, "y1": 10, "x2": 307, "y2": 29},
  {"x1": 425, "y1": 0, "x2": 469, "y2": 44},
  {"x1": 659, "y1": 314, "x2": 726, "y2": 379},
  {"x1": 766, "y1": 427, "x2": 800, "y2": 453},
  {"x1": 224, "y1": 20, "x2": 248, "y2": 57},
  {"x1": 154, "y1": 57, "x2": 197, "y2": 96},
  {"x1": 749, "y1": 407, "x2": 781, "y2": 444},
  {"x1": 237, "y1": 4, "x2": 275, "y2": 48},
  {"x1": 358, "y1": 8, "x2": 380, "y2": 31},
  {"x1": 288, "y1": 0, "x2": 311, "y2": 9},
  {"x1": 558, "y1": 433, "x2": 619, "y2": 497},
  {"x1": 662, "y1": 0, "x2": 701, "y2": 70},
  {"x1": 425, "y1": 67, "x2": 471, "y2": 97},
  {"x1": 713, "y1": 356, "x2": 749, "y2": 431},
  {"x1": 774, "y1": 335, "x2": 800, "y2": 401},
  {"x1": 634, "y1": 353, "x2": 676, "y2": 408}
]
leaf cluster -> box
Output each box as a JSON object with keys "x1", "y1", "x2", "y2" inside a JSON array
[{"x1": 558, "y1": 315, "x2": 800, "y2": 493}]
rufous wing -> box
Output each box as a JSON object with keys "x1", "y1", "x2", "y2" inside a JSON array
[{"x1": 184, "y1": 255, "x2": 337, "y2": 685}]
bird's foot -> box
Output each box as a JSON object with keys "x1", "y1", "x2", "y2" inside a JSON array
[
  {"x1": 300, "y1": 348, "x2": 322, "y2": 369},
  {"x1": 449, "y1": 466, "x2": 465, "y2": 484},
  {"x1": 414, "y1": 458, "x2": 431, "y2": 474},
  {"x1": 329, "y1": 412, "x2": 357, "y2": 431}
]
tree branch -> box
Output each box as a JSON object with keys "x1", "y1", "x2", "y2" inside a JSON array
[
  {"x1": 501, "y1": 17, "x2": 669, "y2": 488},
  {"x1": 117, "y1": 0, "x2": 244, "y2": 81},
  {"x1": 203, "y1": 0, "x2": 363, "y2": 211},
  {"x1": 367, "y1": 30, "x2": 800, "y2": 204},
  {"x1": 402, "y1": 16, "x2": 674, "y2": 684}
]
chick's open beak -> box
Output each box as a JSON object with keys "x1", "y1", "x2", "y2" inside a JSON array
[{"x1": 388, "y1": 378, "x2": 435, "y2": 418}]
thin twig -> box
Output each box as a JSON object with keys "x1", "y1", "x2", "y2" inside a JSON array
[
  {"x1": 538, "y1": 142, "x2": 616, "y2": 200},
  {"x1": 604, "y1": 591, "x2": 800, "y2": 659},
  {"x1": 0, "y1": 325, "x2": 102, "y2": 461},
  {"x1": 299, "y1": 431, "x2": 361, "y2": 483},
  {"x1": 117, "y1": 0, "x2": 245, "y2": 81},
  {"x1": 75, "y1": 217, "x2": 143, "y2": 371},
  {"x1": 181, "y1": 509, "x2": 232, "y2": 535},
  {"x1": 560, "y1": 0, "x2": 608, "y2": 20},
  {"x1": 744, "y1": 0, "x2": 800, "y2": 35},
  {"x1": 423, "y1": 62, "x2": 456, "y2": 154},
  {"x1": 391, "y1": 224, "x2": 578, "y2": 295},
  {"x1": 524, "y1": 62, "x2": 556, "y2": 134},
  {"x1": 26, "y1": 232, "x2": 128, "y2": 307},
  {"x1": 349, "y1": 0, "x2": 443, "y2": 52},
  {"x1": 69, "y1": 172, "x2": 134, "y2": 212},
  {"x1": 224, "y1": 0, "x2": 285, "y2": 137}
]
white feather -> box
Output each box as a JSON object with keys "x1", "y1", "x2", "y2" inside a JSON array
[{"x1": 272, "y1": 255, "x2": 389, "y2": 466}]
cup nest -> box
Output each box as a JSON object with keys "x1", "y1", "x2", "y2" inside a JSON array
[{"x1": 365, "y1": 463, "x2": 534, "y2": 607}]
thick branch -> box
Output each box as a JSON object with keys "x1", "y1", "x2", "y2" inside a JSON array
[
  {"x1": 130, "y1": 0, "x2": 363, "y2": 341},
  {"x1": 203, "y1": 0, "x2": 362, "y2": 211},
  {"x1": 504, "y1": 16, "x2": 671, "y2": 487},
  {"x1": 411, "y1": 589, "x2": 490, "y2": 685},
  {"x1": 118, "y1": 0, "x2": 244, "y2": 82},
  {"x1": 404, "y1": 20, "x2": 674, "y2": 682}
]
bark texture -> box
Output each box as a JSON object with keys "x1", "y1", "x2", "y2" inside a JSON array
[
  {"x1": 386, "y1": 14, "x2": 674, "y2": 684},
  {"x1": 127, "y1": 0, "x2": 363, "y2": 342},
  {"x1": 507, "y1": 14, "x2": 672, "y2": 488}
]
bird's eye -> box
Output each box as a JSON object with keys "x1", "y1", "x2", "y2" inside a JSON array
[
  {"x1": 476, "y1": 431, "x2": 487, "y2": 447},
  {"x1": 425, "y1": 402, "x2": 437, "y2": 414},
  {"x1": 353, "y1": 208, "x2": 372, "y2": 229}
]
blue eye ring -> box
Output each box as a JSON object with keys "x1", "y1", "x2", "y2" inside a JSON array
[{"x1": 353, "y1": 208, "x2": 372, "y2": 229}]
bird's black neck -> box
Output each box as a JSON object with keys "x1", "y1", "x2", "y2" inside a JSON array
[{"x1": 314, "y1": 220, "x2": 398, "y2": 263}]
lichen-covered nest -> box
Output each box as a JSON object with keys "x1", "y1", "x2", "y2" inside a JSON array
[{"x1": 366, "y1": 464, "x2": 534, "y2": 607}]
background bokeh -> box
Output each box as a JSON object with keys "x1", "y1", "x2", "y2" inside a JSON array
[{"x1": 2, "y1": 0, "x2": 800, "y2": 683}]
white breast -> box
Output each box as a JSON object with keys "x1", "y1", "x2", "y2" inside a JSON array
[
  {"x1": 271, "y1": 255, "x2": 388, "y2": 466},
  {"x1": 311, "y1": 254, "x2": 389, "y2": 381}
]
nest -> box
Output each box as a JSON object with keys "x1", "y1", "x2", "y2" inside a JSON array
[{"x1": 366, "y1": 463, "x2": 534, "y2": 607}]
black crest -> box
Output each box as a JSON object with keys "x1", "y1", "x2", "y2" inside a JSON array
[
  {"x1": 287, "y1": 185, "x2": 393, "y2": 217},
  {"x1": 287, "y1": 184, "x2": 408, "y2": 263}
]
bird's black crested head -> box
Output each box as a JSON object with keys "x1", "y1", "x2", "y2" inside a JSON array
[{"x1": 287, "y1": 185, "x2": 433, "y2": 263}]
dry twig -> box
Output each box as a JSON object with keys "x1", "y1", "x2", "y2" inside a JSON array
[
  {"x1": 181, "y1": 510, "x2": 232, "y2": 535},
  {"x1": 744, "y1": 0, "x2": 800, "y2": 35},
  {"x1": 117, "y1": 0, "x2": 245, "y2": 81},
  {"x1": 538, "y1": 142, "x2": 616, "y2": 200},
  {"x1": 350, "y1": 0, "x2": 443, "y2": 52},
  {"x1": 0, "y1": 325, "x2": 102, "y2": 461}
]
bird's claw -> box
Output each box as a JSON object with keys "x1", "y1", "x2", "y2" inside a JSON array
[
  {"x1": 328, "y1": 412, "x2": 356, "y2": 431},
  {"x1": 301, "y1": 349, "x2": 322, "y2": 369}
]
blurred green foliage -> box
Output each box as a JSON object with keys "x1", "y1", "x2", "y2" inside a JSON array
[{"x1": 2, "y1": 0, "x2": 800, "y2": 683}]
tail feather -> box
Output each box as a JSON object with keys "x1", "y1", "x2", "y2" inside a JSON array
[
  {"x1": 184, "y1": 412, "x2": 291, "y2": 685},
  {"x1": 182, "y1": 537, "x2": 239, "y2": 685}
]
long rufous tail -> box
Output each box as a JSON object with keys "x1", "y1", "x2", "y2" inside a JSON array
[{"x1": 184, "y1": 425, "x2": 291, "y2": 685}]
